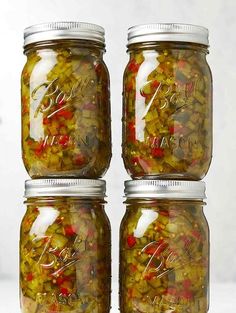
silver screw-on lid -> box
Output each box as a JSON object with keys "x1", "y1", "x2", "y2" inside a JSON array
[
  {"x1": 24, "y1": 21, "x2": 105, "y2": 47},
  {"x1": 25, "y1": 179, "x2": 106, "y2": 198},
  {"x1": 125, "y1": 180, "x2": 206, "y2": 199},
  {"x1": 128, "y1": 23, "x2": 209, "y2": 46}
]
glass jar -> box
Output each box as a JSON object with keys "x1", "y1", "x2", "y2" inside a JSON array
[
  {"x1": 120, "y1": 180, "x2": 209, "y2": 313},
  {"x1": 20, "y1": 179, "x2": 111, "y2": 313},
  {"x1": 122, "y1": 24, "x2": 212, "y2": 180},
  {"x1": 22, "y1": 22, "x2": 111, "y2": 178}
]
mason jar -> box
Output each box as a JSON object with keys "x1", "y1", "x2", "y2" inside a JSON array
[
  {"x1": 22, "y1": 22, "x2": 111, "y2": 178},
  {"x1": 20, "y1": 179, "x2": 111, "y2": 313},
  {"x1": 120, "y1": 180, "x2": 209, "y2": 313},
  {"x1": 122, "y1": 24, "x2": 212, "y2": 180}
]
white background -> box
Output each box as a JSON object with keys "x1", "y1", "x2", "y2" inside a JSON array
[{"x1": 0, "y1": 0, "x2": 236, "y2": 310}]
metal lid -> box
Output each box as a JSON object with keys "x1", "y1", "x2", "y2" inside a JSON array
[
  {"x1": 128, "y1": 23, "x2": 209, "y2": 46},
  {"x1": 25, "y1": 179, "x2": 106, "y2": 198},
  {"x1": 125, "y1": 180, "x2": 206, "y2": 199},
  {"x1": 24, "y1": 22, "x2": 105, "y2": 47}
]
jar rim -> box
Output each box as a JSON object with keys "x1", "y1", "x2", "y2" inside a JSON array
[
  {"x1": 24, "y1": 21, "x2": 105, "y2": 47},
  {"x1": 127, "y1": 23, "x2": 209, "y2": 46},
  {"x1": 24, "y1": 179, "x2": 106, "y2": 198},
  {"x1": 124, "y1": 180, "x2": 206, "y2": 200}
]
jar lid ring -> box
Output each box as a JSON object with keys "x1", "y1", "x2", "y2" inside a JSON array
[
  {"x1": 128, "y1": 23, "x2": 209, "y2": 46},
  {"x1": 25, "y1": 179, "x2": 106, "y2": 198},
  {"x1": 124, "y1": 180, "x2": 206, "y2": 200},
  {"x1": 24, "y1": 21, "x2": 105, "y2": 46}
]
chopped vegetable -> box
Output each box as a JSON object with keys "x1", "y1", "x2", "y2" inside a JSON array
[
  {"x1": 20, "y1": 199, "x2": 111, "y2": 312},
  {"x1": 127, "y1": 235, "x2": 136, "y2": 248},
  {"x1": 22, "y1": 42, "x2": 111, "y2": 178},
  {"x1": 120, "y1": 201, "x2": 209, "y2": 313},
  {"x1": 122, "y1": 43, "x2": 212, "y2": 179}
]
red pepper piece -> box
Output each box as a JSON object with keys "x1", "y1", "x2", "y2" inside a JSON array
[
  {"x1": 131, "y1": 157, "x2": 139, "y2": 165},
  {"x1": 22, "y1": 95, "x2": 27, "y2": 106},
  {"x1": 144, "y1": 240, "x2": 168, "y2": 255},
  {"x1": 126, "y1": 81, "x2": 133, "y2": 92},
  {"x1": 56, "y1": 277, "x2": 65, "y2": 285},
  {"x1": 191, "y1": 159, "x2": 199, "y2": 166},
  {"x1": 64, "y1": 225, "x2": 76, "y2": 236},
  {"x1": 56, "y1": 109, "x2": 73, "y2": 119},
  {"x1": 144, "y1": 271, "x2": 156, "y2": 280},
  {"x1": 159, "y1": 210, "x2": 169, "y2": 217},
  {"x1": 169, "y1": 126, "x2": 175, "y2": 135},
  {"x1": 183, "y1": 279, "x2": 192, "y2": 289},
  {"x1": 22, "y1": 97, "x2": 28, "y2": 114},
  {"x1": 128, "y1": 122, "x2": 135, "y2": 131},
  {"x1": 60, "y1": 287, "x2": 69, "y2": 296},
  {"x1": 95, "y1": 63, "x2": 102, "y2": 74},
  {"x1": 131, "y1": 156, "x2": 151, "y2": 174},
  {"x1": 178, "y1": 60, "x2": 187, "y2": 69},
  {"x1": 43, "y1": 237, "x2": 49, "y2": 243},
  {"x1": 128, "y1": 60, "x2": 140, "y2": 73},
  {"x1": 130, "y1": 264, "x2": 137, "y2": 273},
  {"x1": 74, "y1": 154, "x2": 85, "y2": 166},
  {"x1": 55, "y1": 216, "x2": 64, "y2": 224},
  {"x1": 181, "y1": 235, "x2": 192, "y2": 246},
  {"x1": 24, "y1": 217, "x2": 32, "y2": 226},
  {"x1": 151, "y1": 147, "x2": 165, "y2": 158},
  {"x1": 169, "y1": 124, "x2": 184, "y2": 135},
  {"x1": 27, "y1": 139, "x2": 34, "y2": 146},
  {"x1": 179, "y1": 289, "x2": 193, "y2": 300},
  {"x1": 128, "y1": 288, "x2": 133, "y2": 298},
  {"x1": 43, "y1": 117, "x2": 50, "y2": 125},
  {"x1": 186, "y1": 81, "x2": 194, "y2": 94},
  {"x1": 58, "y1": 135, "x2": 70, "y2": 147},
  {"x1": 26, "y1": 273, "x2": 34, "y2": 281},
  {"x1": 192, "y1": 230, "x2": 202, "y2": 241},
  {"x1": 127, "y1": 235, "x2": 136, "y2": 248},
  {"x1": 151, "y1": 80, "x2": 160, "y2": 89},
  {"x1": 35, "y1": 142, "x2": 46, "y2": 156},
  {"x1": 52, "y1": 249, "x2": 61, "y2": 258},
  {"x1": 128, "y1": 122, "x2": 136, "y2": 142},
  {"x1": 49, "y1": 303, "x2": 59, "y2": 312},
  {"x1": 145, "y1": 246, "x2": 158, "y2": 255}
]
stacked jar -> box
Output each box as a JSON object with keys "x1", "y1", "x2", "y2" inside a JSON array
[
  {"x1": 20, "y1": 22, "x2": 112, "y2": 313},
  {"x1": 120, "y1": 24, "x2": 212, "y2": 313}
]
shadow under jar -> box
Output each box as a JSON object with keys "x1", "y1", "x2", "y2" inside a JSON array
[
  {"x1": 122, "y1": 24, "x2": 212, "y2": 180},
  {"x1": 22, "y1": 22, "x2": 111, "y2": 178},
  {"x1": 120, "y1": 180, "x2": 209, "y2": 313},
  {"x1": 20, "y1": 179, "x2": 111, "y2": 313}
]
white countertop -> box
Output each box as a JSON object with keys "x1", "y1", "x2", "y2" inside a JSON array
[{"x1": 1, "y1": 280, "x2": 235, "y2": 312}]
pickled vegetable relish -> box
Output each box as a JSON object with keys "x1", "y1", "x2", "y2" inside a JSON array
[
  {"x1": 120, "y1": 200, "x2": 209, "y2": 313},
  {"x1": 122, "y1": 42, "x2": 212, "y2": 179},
  {"x1": 22, "y1": 40, "x2": 111, "y2": 178},
  {"x1": 20, "y1": 198, "x2": 111, "y2": 313}
]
